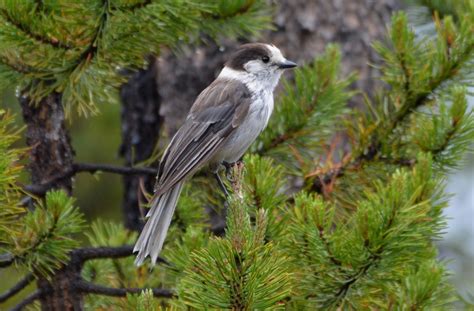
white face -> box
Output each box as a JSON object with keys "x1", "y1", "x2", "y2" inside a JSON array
[
  {"x1": 243, "y1": 44, "x2": 287, "y2": 76},
  {"x1": 219, "y1": 44, "x2": 296, "y2": 92}
]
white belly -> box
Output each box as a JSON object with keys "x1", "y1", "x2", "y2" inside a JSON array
[{"x1": 214, "y1": 92, "x2": 273, "y2": 164}]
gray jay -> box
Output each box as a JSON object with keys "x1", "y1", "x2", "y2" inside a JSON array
[{"x1": 134, "y1": 43, "x2": 297, "y2": 265}]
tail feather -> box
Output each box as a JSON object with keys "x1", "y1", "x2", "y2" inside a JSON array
[{"x1": 134, "y1": 181, "x2": 184, "y2": 266}]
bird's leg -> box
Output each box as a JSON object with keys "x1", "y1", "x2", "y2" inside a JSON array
[
  {"x1": 222, "y1": 161, "x2": 233, "y2": 181},
  {"x1": 223, "y1": 159, "x2": 244, "y2": 182},
  {"x1": 214, "y1": 171, "x2": 230, "y2": 198}
]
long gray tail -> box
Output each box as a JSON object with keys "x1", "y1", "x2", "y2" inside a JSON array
[{"x1": 133, "y1": 181, "x2": 184, "y2": 266}]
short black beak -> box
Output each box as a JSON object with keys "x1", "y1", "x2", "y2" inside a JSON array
[{"x1": 278, "y1": 60, "x2": 297, "y2": 69}]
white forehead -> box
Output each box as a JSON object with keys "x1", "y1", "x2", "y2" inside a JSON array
[{"x1": 265, "y1": 44, "x2": 285, "y2": 62}]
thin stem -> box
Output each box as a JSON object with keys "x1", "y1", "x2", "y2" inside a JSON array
[
  {"x1": 0, "y1": 273, "x2": 34, "y2": 303},
  {"x1": 0, "y1": 253, "x2": 14, "y2": 268},
  {"x1": 74, "y1": 162, "x2": 157, "y2": 176},
  {"x1": 9, "y1": 290, "x2": 41, "y2": 311},
  {"x1": 72, "y1": 245, "x2": 167, "y2": 265},
  {"x1": 23, "y1": 162, "x2": 158, "y2": 196},
  {"x1": 75, "y1": 280, "x2": 174, "y2": 298}
]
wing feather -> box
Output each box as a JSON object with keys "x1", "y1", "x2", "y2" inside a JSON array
[{"x1": 154, "y1": 78, "x2": 252, "y2": 196}]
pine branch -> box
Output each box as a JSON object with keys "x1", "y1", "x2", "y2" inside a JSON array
[
  {"x1": 72, "y1": 0, "x2": 108, "y2": 68},
  {"x1": 310, "y1": 32, "x2": 474, "y2": 194},
  {"x1": 9, "y1": 290, "x2": 41, "y2": 311},
  {"x1": 74, "y1": 162, "x2": 157, "y2": 175},
  {"x1": 73, "y1": 245, "x2": 135, "y2": 262},
  {"x1": 0, "y1": 273, "x2": 34, "y2": 302},
  {"x1": 23, "y1": 162, "x2": 158, "y2": 196},
  {"x1": 0, "y1": 56, "x2": 42, "y2": 75},
  {"x1": 392, "y1": 42, "x2": 474, "y2": 129},
  {"x1": 118, "y1": 0, "x2": 152, "y2": 11},
  {"x1": 327, "y1": 253, "x2": 380, "y2": 308},
  {"x1": 0, "y1": 8, "x2": 71, "y2": 49},
  {"x1": 429, "y1": 122, "x2": 458, "y2": 155},
  {"x1": 316, "y1": 225, "x2": 342, "y2": 266},
  {"x1": 72, "y1": 245, "x2": 167, "y2": 265},
  {"x1": 75, "y1": 280, "x2": 174, "y2": 298}
]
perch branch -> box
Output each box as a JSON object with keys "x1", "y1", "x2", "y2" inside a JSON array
[
  {"x1": 9, "y1": 290, "x2": 41, "y2": 311},
  {"x1": 0, "y1": 273, "x2": 34, "y2": 303},
  {"x1": 71, "y1": 245, "x2": 167, "y2": 265},
  {"x1": 0, "y1": 253, "x2": 14, "y2": 268},
  {"x1": 75, "y1": 280, "x2": 174, "y2": 298},
  {"x1": 23, "y1": 162, "x2": 158, "y2": 196}
]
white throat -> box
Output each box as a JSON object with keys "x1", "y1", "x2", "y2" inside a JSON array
[{"x1": 218, "y1": 67, "x2": 282, "y2": 94}]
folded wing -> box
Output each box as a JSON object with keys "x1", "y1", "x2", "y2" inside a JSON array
[{"x1": 154, "y1": 78, "x2": 252, "y2": 196}]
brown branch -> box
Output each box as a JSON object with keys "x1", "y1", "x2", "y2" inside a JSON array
[
  {"x1": 324, "y1": 190, "x2": 401, "y2": 308},
  {"x1": 0, "y1": 273, "x2": 34, "y2": 303},
  {"x1": 0, "y1": 253, "x2": 13, "y2": 268},
  {"x1": 72, "y1": 245, "x2": 136, "y2": 262},
  {"x1": 71, "y1": 245, "x2": 168, "y2": 265},
  {"x1": 0, "y1": 56, "x2": 43, "y2": 75},
  {"x1": 75, "y1": 280, "x2": 174, "y2": 298},
  {"x1": 23, "y1": 162, "x2": 158, "y2": 196},
  {"x1": 9, "y1": 290, "x2": 41, "y2": 311},
  {"x1": 0, "y1": 246, "x2": 168, "y2": 306},
  {"x1": 74, "y1": 162, "x2": 157, "y2": 176}
]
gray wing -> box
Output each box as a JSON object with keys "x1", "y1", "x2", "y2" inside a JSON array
[{"x1": 154, "y1": 78, "x2": 252, "y2": 196}]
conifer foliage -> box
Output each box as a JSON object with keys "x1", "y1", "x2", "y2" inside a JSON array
[
  {"x1": 1, "y1": 1, "x2": 474, "y2": 310},
  {"x1": 0, "y1": 0, "x2": 271, "y2": 116}
]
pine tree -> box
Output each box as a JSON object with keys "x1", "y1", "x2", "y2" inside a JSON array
[{"x1": 1, "y1": 1, "x2": 474, "y2": 310}]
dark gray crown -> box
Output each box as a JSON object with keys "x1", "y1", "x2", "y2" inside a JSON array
[{"x1": 225, "y1": 43, "x2": 271, "y2": 71}]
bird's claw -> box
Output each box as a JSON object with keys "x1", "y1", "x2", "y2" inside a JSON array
[{"x1": 223, "y1": 160, "x2": 244, "y2": 182}]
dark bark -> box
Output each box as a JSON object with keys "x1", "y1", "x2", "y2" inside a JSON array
[
  {"x1": 20, "y1": 93, "x2": 80, "y2": 310},
  {"x1": 23, "y1": 162, "x2": 158, "y2": 196},
  {"x1": 36, "y1": 261, "x2": 84, "y2": 311},
  {"x1": 119, "y1": 59, "x2": 162, "y2": 231},
  {"x1": 20, "y1": 92, "x2": 75, "y2": 195},
  {"x1": 5, "y1": 245, "x2": 169, "y2": 310}
]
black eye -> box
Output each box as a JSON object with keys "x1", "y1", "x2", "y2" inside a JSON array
[{"x1": 262, "y1": 55, "x2": 270, "y2": 63}]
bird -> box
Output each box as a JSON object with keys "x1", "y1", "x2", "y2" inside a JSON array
[{"x1": 133, "y1": 43, "x2": 297, "y2": 266}]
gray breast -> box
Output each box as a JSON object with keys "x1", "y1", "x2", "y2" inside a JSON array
[{"x1": 214, "y1": 91, "x2": 273, "y2": 163}]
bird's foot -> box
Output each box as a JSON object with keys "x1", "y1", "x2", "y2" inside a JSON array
[
  {"x1": 214, "y1": 172, "x2": 230, "y2": 198},
  {"x1": 223, "y1": 160, "x2": 244, "y2": 182}
]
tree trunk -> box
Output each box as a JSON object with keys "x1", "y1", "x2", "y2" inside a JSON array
[
  {"x1": 20, "y1": 93, "x2": 74, "y2": 195},
  {"x1": 36, "y1": 261, "x2": 83, "y2": 311},
  {"x1": 20, "y1": 93, "x2": 81, "y2": 310},
  {"x1": 119, "y1": 59, "x2": 162, "y2": 231}
]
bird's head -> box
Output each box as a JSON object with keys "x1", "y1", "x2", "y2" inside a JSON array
[{"x1": 223, "y1": 43, "x2": 297, "y2": 90}]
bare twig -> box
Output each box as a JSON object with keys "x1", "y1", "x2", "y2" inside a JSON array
[
  {"x1": 23, "y1": 162, "x2": 158, "y2": 196},
  {"x1": 75, "y1": 280, "x2": 174, "y2": 298},
  {"x1": 0, "y1": 273, "x2": 34, "y2": 303},
  {"x1": 0, "y1": 253, "x2": 14, "y2": 268},
  {"x1": 72, "y1": 245, "x2": 168, "y2": 265},
  {"x1": 73, "y1": 163, "x2": 157, "y2": 176},
  {"x1": 9, "y1": 290, "x2": 41, "y2": 311}
]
